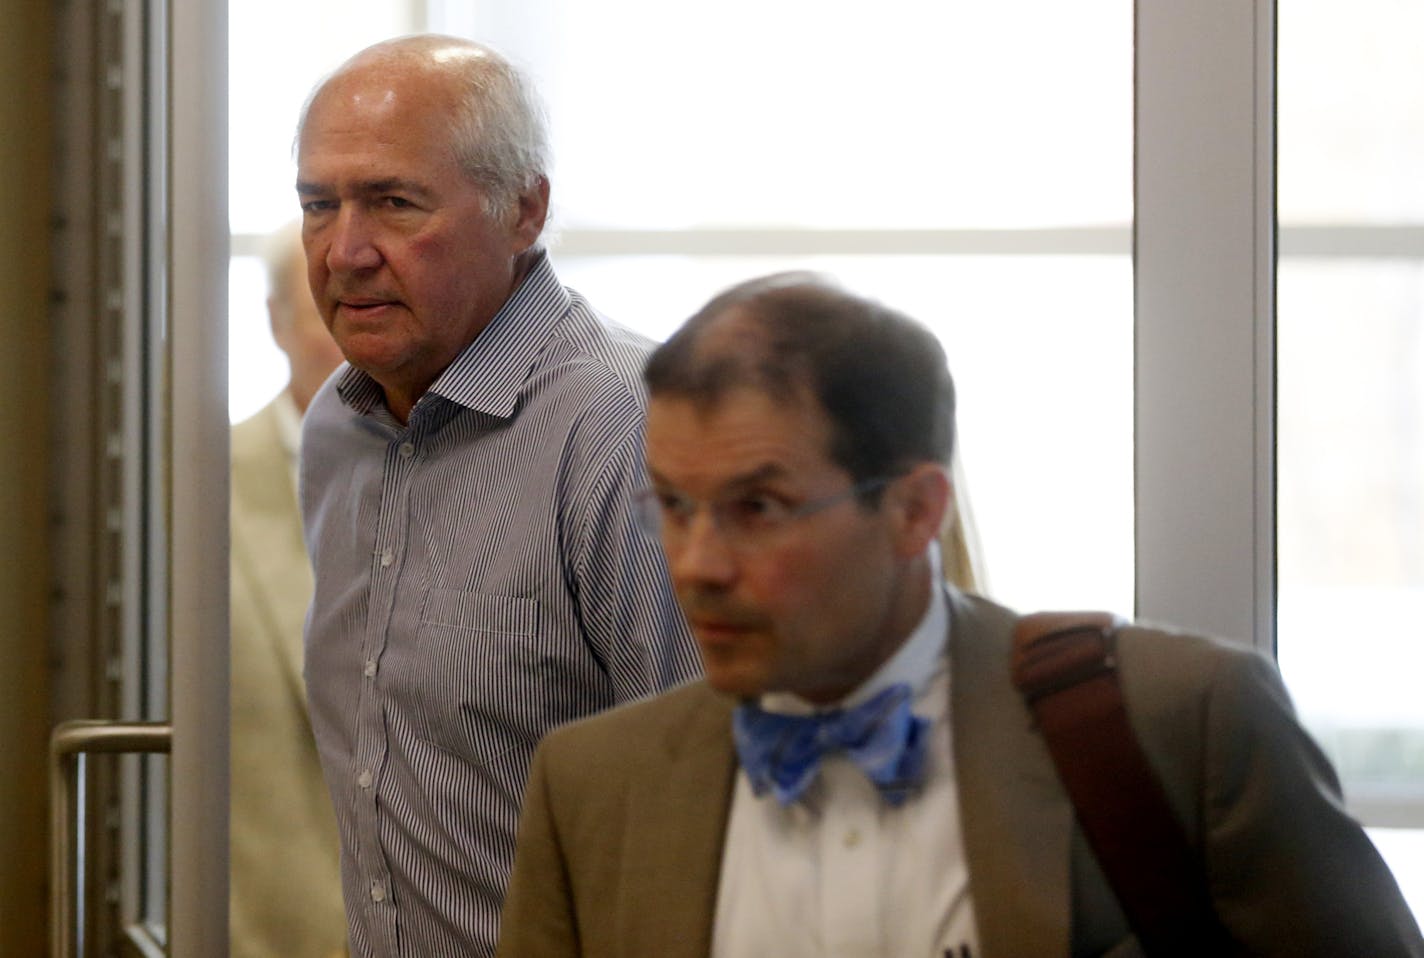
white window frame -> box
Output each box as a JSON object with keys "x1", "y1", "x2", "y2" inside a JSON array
[{"x1": 1134, "y1": 0, "x2": 1277, "y2": 651}]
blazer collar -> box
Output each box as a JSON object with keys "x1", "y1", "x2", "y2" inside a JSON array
[
  {"x1": 626, "y1": 591, "x2": 1078, "y2": 958},
  {"x1": 950, "y1": 588, "x2": 1074, "y2": 956}
]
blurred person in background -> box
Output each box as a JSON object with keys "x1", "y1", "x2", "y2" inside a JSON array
[{"x1": 230, "y1": 221, "x2": 347, "y2": 958}]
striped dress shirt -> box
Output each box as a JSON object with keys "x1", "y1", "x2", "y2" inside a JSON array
[{"x1": 300, "y1": 254, "x2": 702, "y2": 957}]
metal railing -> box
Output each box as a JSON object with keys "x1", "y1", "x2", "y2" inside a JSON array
[{"x1": 50, "y1": 720, "x2": 172, "y2": 958}]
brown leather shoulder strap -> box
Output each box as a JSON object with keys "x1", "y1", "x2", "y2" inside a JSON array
[{"x1": 1011, "y1": 612, "x2": 1229, "y2": 956}]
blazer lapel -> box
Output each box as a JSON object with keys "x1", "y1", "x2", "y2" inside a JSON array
[
  {"x1": 620, "y1": 684, "x2": 738, "y2": 958},
  {"x1": 950, "y1": 590, "x2": 1076, "y2": 957}
]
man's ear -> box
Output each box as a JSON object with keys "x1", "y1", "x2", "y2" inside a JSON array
[
  {"x1": 888, "y1": 463, "x2": 952, "y2": 560},
  {"x1": 512, "y1": 175, "x2": 550, "y2": 251}
]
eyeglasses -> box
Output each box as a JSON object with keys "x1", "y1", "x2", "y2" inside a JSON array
[{"x1": 632, "y1": 476, "x2": 893, "y2": 550}]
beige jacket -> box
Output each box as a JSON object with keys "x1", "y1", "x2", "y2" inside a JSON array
[
  {"x1": 230, "y1": 397, "x2": 347, "y2": 958},
  {"x1": 499, "y1": 590, "x2": 1423, "y2": 958}
]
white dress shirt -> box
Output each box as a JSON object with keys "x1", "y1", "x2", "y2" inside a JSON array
[{"x1": 712, "y1": 574, "x2": 979, "y2": 958}]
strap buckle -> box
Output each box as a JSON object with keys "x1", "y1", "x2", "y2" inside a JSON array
[{"x1": 1011, "y1": 613, "x2": 1121, "y2": 706}]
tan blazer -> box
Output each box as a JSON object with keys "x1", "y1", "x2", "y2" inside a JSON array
[
  {"x1": 230, "y1": 397, "x2": 347, "y2": 958},
  {"x1": 498, "y1": 590, "x2": 1423, "y2": 958}
]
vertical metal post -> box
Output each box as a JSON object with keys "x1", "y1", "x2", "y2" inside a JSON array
[
  {"x1": 167, "y1": 0, "x2": 230, "y2": 952},
  {"x1": 1134, "y1": 0, "x2": 1277, "y2": 651}
]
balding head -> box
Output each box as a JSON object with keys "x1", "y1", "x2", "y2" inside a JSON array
[
  {"x1": 645, "y1": 274, "x2": 957, "y2": 485},
  {"x1": 299, "y1": 35, "x2": 549, "y2": 228},
  {"x1": 294, "y1": 35, "x2": 552, "y2": 422}
]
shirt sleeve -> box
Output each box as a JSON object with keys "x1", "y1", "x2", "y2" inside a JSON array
[{"x1": 563, "y1": 414, "x2": 702, "y2": 701}]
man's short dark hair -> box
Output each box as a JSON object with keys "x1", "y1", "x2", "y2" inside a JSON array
[{"x1": 644, "y1": 273, "x2": 956, "y2": 484}]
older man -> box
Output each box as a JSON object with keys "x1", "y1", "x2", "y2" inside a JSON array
[
  {"x1": 296, "y1": 36, "x2": 699, "y2": 957},
  {"x1": 498, "y1": 274, "x2": 1424, "y2": 957}
]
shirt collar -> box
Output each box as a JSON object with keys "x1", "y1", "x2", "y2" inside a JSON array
[{"x1": 334, "y1": 251, "x2": 569, "y2": 422}]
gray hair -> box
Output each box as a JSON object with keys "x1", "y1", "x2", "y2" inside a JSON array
[{"x1": 442, "y1": 41, "x2": 551, "y2": 221}]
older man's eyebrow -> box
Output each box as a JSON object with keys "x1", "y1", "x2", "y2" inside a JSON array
[
  {"x1": 295, "y1": 177, "x2": 435, "y2": 200},
  {"x1": 357, "y1": 177, "x2": 434, "y2": 198}
]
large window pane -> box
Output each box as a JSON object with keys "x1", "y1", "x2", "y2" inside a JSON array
[
  {"x1": 229, "y1": 1, "x2": 1134, "y2": 611},
  {"x1": 458, "y1": 0, "x2": 1136, "y2": 614},
  {"x1": 555, "y1": 253, "x2": 1134, "y2": 614},
  {"x1": 1277, "y1": 0, "x2": 1424, "y2": 911},
  {"x1": 1277, "y1": 0, "x2": 1424, "y2": 224},
  {"x1": 439, "y1": 0, "x2": 1132, "y2": 231},
  {"x1": 1276, "y1": 260, "x2": 1424, "y2": 811}
]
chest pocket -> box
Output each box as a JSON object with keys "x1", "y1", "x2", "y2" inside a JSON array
[{"x1": 408, "y1": 588, "x2": 542, "y2": 764}]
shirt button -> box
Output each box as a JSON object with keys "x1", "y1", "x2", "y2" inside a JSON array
[
  {"x1": 379, "y1": 548, "x2": 393, "y2": 568},
  {"x1": 398, "y1": 441, "x2": 415, "y2": 458},
  {"x1": 357, "y1": 769, "x2": 373, "y2": 789},
  {"x1": 364, "y1": 659, "x2": 378, "y2": 678},
  {"x1": 370, "y1": 881, "x2": 386, "y2": 903},
  {"x1": 843, "y1": 828, "x2": 862, "y2": 849}
]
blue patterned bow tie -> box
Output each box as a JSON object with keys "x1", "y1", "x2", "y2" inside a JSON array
[{"x1": 733, "y1": 682, "x2": 930, "y2": 807}]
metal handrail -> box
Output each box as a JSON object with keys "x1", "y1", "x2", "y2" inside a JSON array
[{"x1": 50, "y1": 720, "x2": 172, "y2": 958}]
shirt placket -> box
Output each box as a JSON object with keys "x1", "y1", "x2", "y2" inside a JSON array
[
  {"x1": 818, "y1": 757, "x2": 883, "y2": 956},
  {"x1": 352, "y1": 430, "x2": 420, "y2": 954}
]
